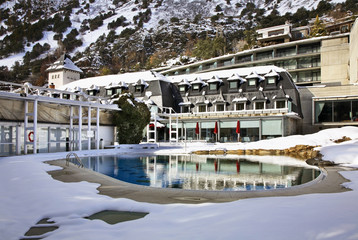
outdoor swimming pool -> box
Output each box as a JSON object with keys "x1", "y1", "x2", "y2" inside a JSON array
[{"x1": 75, "y1": 154, "x2": 320, "y2": 191}]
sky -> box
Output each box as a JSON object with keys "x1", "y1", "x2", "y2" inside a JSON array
[{"x1": 1, "y1": 126, "x2": 358, "y2": 240}]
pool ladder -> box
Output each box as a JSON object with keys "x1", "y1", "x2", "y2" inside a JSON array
[{"x1": 66, "y1": 152, "x2": 84, "y2": 168}]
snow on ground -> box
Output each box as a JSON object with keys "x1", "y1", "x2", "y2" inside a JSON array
[{"x1": 1, "y1": 127, "x2": 358, "y2": 240}]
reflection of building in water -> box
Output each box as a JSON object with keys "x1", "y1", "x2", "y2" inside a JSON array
[{"x1": 143, "y1": 155, "x2": 318, "y2": 191}]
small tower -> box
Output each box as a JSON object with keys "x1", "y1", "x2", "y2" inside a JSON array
[{"x1": 46, "y1": 54, "x2": 83, "y2": 89}]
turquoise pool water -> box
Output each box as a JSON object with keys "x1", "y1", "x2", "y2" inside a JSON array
[{"x1": 75, "y1": 155, "x2": 320, "y2": 191}]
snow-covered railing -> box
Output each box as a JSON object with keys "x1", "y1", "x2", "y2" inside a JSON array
[
  {"x1": 171, "y1": 108, "x2": 293, "y2": 118},
  {"x1": 0, "y1": 81, "x2": 113, "y2": 105}
]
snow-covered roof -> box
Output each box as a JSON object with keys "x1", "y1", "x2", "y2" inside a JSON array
[
  {"x1": 264, "y1": 69, "x2": 280, "y2": 78},
  {"x1": 178, "y1": 79, "x2": 191, "y2": 86},
  {"x1": 46, "y1": 54, "x2": 83, "y2": 74},
  {"x1": 246, "y1": 71, "x2": 265, "y2": 81},
  {"x1": 227, "y1": 73, "x2": 247, "y2": 82},
  {"x1": 191, "y1": 77, "x2": 207, "y2": 86},
  {"x1": 59, "y1": 71, "x2": 164, "y2": 90},
  {"x1": 105, "y1": 81, "x2": 128, "y2": 89},
  {"x1": 169, "y1": 66, "x2": 284, "y2": 83},
  {"x1": 207, "y1": 75, "x2": 223, "y2": 84}
]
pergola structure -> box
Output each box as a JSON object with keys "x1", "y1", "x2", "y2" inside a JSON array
[{"x1": 0, "y1": 81, "x2": 120, "y2": 155}]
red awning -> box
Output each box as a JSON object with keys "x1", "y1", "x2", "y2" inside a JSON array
[
  {"x1": 214, "y1": 121, "x2": 218, "y2": 134},
  {"x1": 236, "y1": 120, "x2": 240, "y2": 134},
  {"x1": 195, "y1": 122, "x2": 199, "y2": 135}
]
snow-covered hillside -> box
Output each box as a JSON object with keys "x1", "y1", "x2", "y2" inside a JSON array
[{"x1": 0, "y1": 0, "x2": 350, "y2": 78}]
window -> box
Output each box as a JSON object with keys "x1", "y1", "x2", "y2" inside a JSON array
[
  {"x1": 135, "y1": 85, "x2": 142, "y2": 93},
  {"x1": 236, "y1": 102, "x2": 245, "y2": 111},
  {"x1": 179, "y1": 85, "x2": 187, "y2": 92},
  {"x1": 268, "y1": 29, "x2": 284, "y2": 37},
  {"x1": 237, "y1": 55, "x2": 252, "y2": 63},
  {"x1": 198, "y1": 105, "x2": 206, "y2": 112},
  {"x1": 256, "y1": 51, "x2": 273, "y2": 61},
  {"x1": 255, "y1": 102, "x2": 265, "y2": 110},
  {"x1": 209, "y1": 83, "x2": 218, "y2": 91},
  {"x1": 216, "y1": 104, "x2": 225, "y2": 112},
  {"x1": 115, "y1": 88, "x2": 122, "y2": 94},
  {"x1": 314, "y1": 99, "x2": 358, "y2": 123},
  {"x1": 181, "y1": 106, "x2": 190, "y2": 113},
  {"x1": 106, "y1": 89, "x2": 113, "y2": 96},
  {"x1": 276, "y1": 47, "x2": 296, "y2": 57},
  {"x1": 192, "y1": 84, "x2": 200, "y2": 91},
  {"x1": 298, "y1": 43, "x2": 320, "y2": 54},
  {"x1": 276, "y1": 100, "x2": 286, "y2": 109},
  {"x1": 267, "y1": 77, "x2": 276, "y2": 85},
  {"x1": 229, "y1": 81, "x2": 238, "y2": 89},
  {"x1": 248, "y1": 79, "x2": 256, "y2": 87}
]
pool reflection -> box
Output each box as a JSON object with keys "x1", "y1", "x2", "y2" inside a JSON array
[{"x1": 78, "y1": 155, "x2": 320, "y2": 191}]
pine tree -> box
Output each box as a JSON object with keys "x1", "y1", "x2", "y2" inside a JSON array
[
  {"x1": 309, "y1": 15, "x2": 327, "y2": 37},
  {"x1": 112, "y1": 94, "x2": 150, "y2": 144}
]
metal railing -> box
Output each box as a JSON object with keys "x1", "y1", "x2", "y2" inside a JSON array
[{"x1": 66, "y1": 152, "x2": 84, "y2": 168}]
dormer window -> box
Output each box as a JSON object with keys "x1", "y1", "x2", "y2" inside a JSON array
[
  {"x1": 192, "y1": 84, "x2": 200, "y2": 91},
  {"x1": 134, "y1": 79, "x2": 148, "y2": 94},
  {"x1": 87, "y1": 85, "x2": 99, "y2": 96},
  {"x1": 248, "y1": 79, "x2": 257, "y2": 87},
  {"x1": 106, "y1": 89, "x2": 113, "y2": 96},
  {"x1": 135, "y1": 85, "x2": 143, "y2": 93},
  {"x1": 255, "y1": 101, "x2": 265, "y2": 110},
  {"x1": 178, "y1": 79, "x2": 191, "y2": 93},
  {"x1": 190, "y1": 77, "x2": 206, "y2": 93},
  {"x1": 179, "y1": 85, "x2": 187, "y2": 92},
  {"x1": 209, "y1": 83, "x2": 218, "y2": 91},
  {"x1": 276, "y1": 100, "x2": 286, "y2": 109},
  {"x1": 267, "y1": 77, "x2": 276, "y2": 85},
  {"x1": 207, "y1": 75, "x2": 222, "y2": 92},
  {"x1": 265, "y1": 69, "x2": 280, "y2": 86},
  {"x1": 228, "y1": 73, "x2": 246, "y2": 91},
  {"x1": 246, "y1": 71, "x2": 265, "y2": 90},
  {"x1": 229, "y1": 81, "x2": 238, "y2": 89}
]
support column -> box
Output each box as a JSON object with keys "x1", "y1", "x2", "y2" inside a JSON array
[
  {"x1": 16, "y1": 124, "x2": 21, "y2": 155},
  {"x1": 24, "y1": 100, "x2": 29, "y2": 154},
  {"x1": 78, "y1": 105, "x2": 82, "y2": 151},
  {"x1": 69, "y1": 106, "x2": 73, "y2": 151},
  {"x1": 96, "y1": 107, "x2": 100, "y2": 150},
  {"x1": 87, "y1": 106, "x2": 91, "y2": 150},
  {"x1": 33, "y1": 99, "x2": 38, "y2": 154}
]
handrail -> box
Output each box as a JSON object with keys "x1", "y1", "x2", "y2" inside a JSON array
[{"x1": 66, "y1": 152, "x2": 84, "y2": 168}]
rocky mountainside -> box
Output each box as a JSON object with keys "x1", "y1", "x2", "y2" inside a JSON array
[{"x1": 0, "y1": 0, "x2": 356, "y2": 84}]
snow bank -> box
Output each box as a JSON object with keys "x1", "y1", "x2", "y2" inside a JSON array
[{"x1": 1, "y1": 127, "x2": 358, "y2": 240}]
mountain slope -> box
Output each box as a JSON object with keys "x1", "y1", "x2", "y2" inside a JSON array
[{"x1": 0, "y1": 0, "x2": 352, "y2": 83}]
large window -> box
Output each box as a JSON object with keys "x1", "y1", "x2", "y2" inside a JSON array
[
  {"x1": 276, "y1": 47, "x2": 296, "y2": 57},
  {"x1": 298, "y1": 57, "x2": 320, "y2": 69},
  {"x1": 276, "y1": 59, "x2": 297, "y2": 70},
  {"x1": 315, "y1": 99, "x2": 358, "y2": 123},
  {"x1": 297, "y1": 71, "x2": 321, "y2": 83},
  {"x1": 256, "y1": 51, "x2": 273, "y2": 61},
  {"x1": 298, "y1": 43, "x2": 320, "y2": 54},
  {"x1": 240, "y1": 121, "x2": 260, "y2": 142},
  {"x1": 261, "y1": 119, "x2": 282, "y2": 139}
]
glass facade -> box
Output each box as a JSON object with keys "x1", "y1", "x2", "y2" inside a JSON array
[
  {"x1": 0, "y1": 123, "x2": 103, "y2": 156},
  {"x1": 314, "y1": 99, "x2": 358, "y2": 123},
  {"x1": 178, "y1": 119, "x2": 283, "y2": 143}
]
